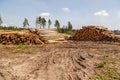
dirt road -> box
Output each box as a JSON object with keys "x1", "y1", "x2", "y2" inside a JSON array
[{"x1": 0, "y1": 41, "x2": 120, "y2": 80}]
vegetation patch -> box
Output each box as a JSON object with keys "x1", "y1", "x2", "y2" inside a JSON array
[
  {"x1": 97, "y1": 62, "x2": 106, "y2": 68},
  {"x1": 13, "y1": 44, "x2": 40, "y2": 54},
  {"x1": 91, "y1": 53, "x2": 120, "y2": 80}
]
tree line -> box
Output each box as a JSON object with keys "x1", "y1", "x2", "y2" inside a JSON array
[
  {"x1": 0, "y1": 15, "x2": 73, "y2": 34},
  {"x1": 0, "y1": 16, "x2": 73, "y2": 33},
  {"x1": 35, "y1": 16, "x2": 73, "y2": 33}
]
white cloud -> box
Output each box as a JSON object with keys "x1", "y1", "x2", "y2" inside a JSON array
[
  {"x1": 40, "y1": 13, "x2": 51, "y2": 17},
  {"x1": 94, "y1": 10, "x2": 109, "y2": 16},
  {"x1": 62, "y1": 8, "x2": 70, "y2": 13}
]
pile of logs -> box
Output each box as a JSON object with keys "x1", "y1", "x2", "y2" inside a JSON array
[
  {"x1": 0, "y1": 30, "x2": 44, "y2": 45},
  {"x1": 70, "y1": 26, "x2": 120, "y2": 42}
]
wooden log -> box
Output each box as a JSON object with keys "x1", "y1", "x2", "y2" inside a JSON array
[
  {"x1": 71, "y1": 26, "x2": 120, "y2": 42},
  {"x1": 0, "y1": 31, "x2": 44, "y2": 45}
]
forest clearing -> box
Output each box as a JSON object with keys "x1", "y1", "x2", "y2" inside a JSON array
[{"x1": 0, "y1": 26, "x2": 120, "y2": 80}]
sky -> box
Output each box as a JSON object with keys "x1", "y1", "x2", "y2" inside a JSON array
[{"x1": 0, "y1": 0, "x2": 120, "y2": 30}]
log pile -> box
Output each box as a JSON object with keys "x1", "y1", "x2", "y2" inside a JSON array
[
  {"x1": 70, "y1": 26, "x2": 120, "y2": 42},
  {"x1": 0, "y1": 30, "x2": 44, "y2": 45}
]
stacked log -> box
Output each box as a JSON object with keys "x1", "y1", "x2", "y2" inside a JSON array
[
  {"x1": 0, "y1": 31, "x2": 44, "y2": 45},
  {"x1": 70, "y1": 26, "x2": 120, "y2": 42}
]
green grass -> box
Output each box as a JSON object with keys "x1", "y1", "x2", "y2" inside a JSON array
[
  {"x1": 13, "y1": 44, "x2": 43, "y2": 54},
  {"x1": 58, "y1": 30, "x2": 75, "y2": 35},
  {"x1": 97, "y1": 62, "x2": 106, "y2": 68},
  {"x1": 18, "y1": 43, "x2": 23, "y2": 48},
  {"x1": 65, "y1": 31, "x2": 75, "y2": 35},
  {"x1": 0, "y1": 25, "x2": 27, "y2": 31},
  {"x1": 90, "y1": 53, "x2": 120, "y2": 80},
  {"x1": 13, "y1": 44, "x2": 33, "y2": 54}
]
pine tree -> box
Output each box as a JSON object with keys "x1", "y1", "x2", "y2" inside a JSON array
[
  {"x1": 38, "y1": 16, "x2": 42, "y2": 28},
  {"x1": 62, "y1": 25, "x2": 66, "y2": 33},
  {"x1": 23, "y1": 18, "x2": 29, "y2": 28},
  {"x1": 0, "y1": 15, "x2": 3, "y2": 26},
  {"x1": 48, "y1": 19, "x2": 52, "y2": 29},
  {"x1": 54, "y1": 20, "x2": 60, "y2": 31},
  {"x1": 35, "y1": 17, "x2": 39, "y2": 28},
  {"x1": 41, "y1": 18, "x2": 46, "y2": 28},
  {"x1": 68, "y1": 21, "x2": 73, "y2": 31}
]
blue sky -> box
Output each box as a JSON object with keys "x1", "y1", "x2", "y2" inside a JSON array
[{"x1": 0, "y1": 0, "x2": 120, "y2": 30}]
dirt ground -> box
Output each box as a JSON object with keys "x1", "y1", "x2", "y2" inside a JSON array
[{"x1": 0, "y1": 41, "x2": 120, "y2": 80}]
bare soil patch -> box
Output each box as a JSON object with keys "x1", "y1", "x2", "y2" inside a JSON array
[{"x1": 0, "y1": 41, "x2": 120, "y2": 80}]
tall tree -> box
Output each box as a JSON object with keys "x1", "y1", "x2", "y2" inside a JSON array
[
  {"x1": 65, "y1": 26, "x2": 68, "y2": 32},
  {"x1": 38, "y1": 16, "x2": 42, "y2": 28},
  {"x1": 48, "y1": 19, "x2": 52, "y2": 29},
  {"x1": 23, "y1": 18, "x2": 29, "y2": 28},
  {"x1": 41, "y1": 18, "x2": 46, "y2": 28},
  {"x1": 61, "y1": 25, "x2": 66, "y2": 33},
  {"x1": 0, "y1": 15, "x2": 3, "y2": 26},
  {"x1": 35, "y1": 17, "x2": 39, "y2": 28},
  {"x1": 54, "y1": 20, "x2": 60, "y2": 31},
  {"x1": 68, "y1": 21, "x2": 73, "y2": 31}
]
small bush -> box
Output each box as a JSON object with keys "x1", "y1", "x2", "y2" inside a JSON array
[
  {"x1": 58, "y1": 27, "x2": 75, "y2": 35},
  {"x1": 97, "y1": 62, "x2": 106, "y2": 68}
]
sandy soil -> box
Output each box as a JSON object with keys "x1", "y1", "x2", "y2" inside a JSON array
[{"x1": 0, "y1": 41, "x2": 120, "y2": 80}]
